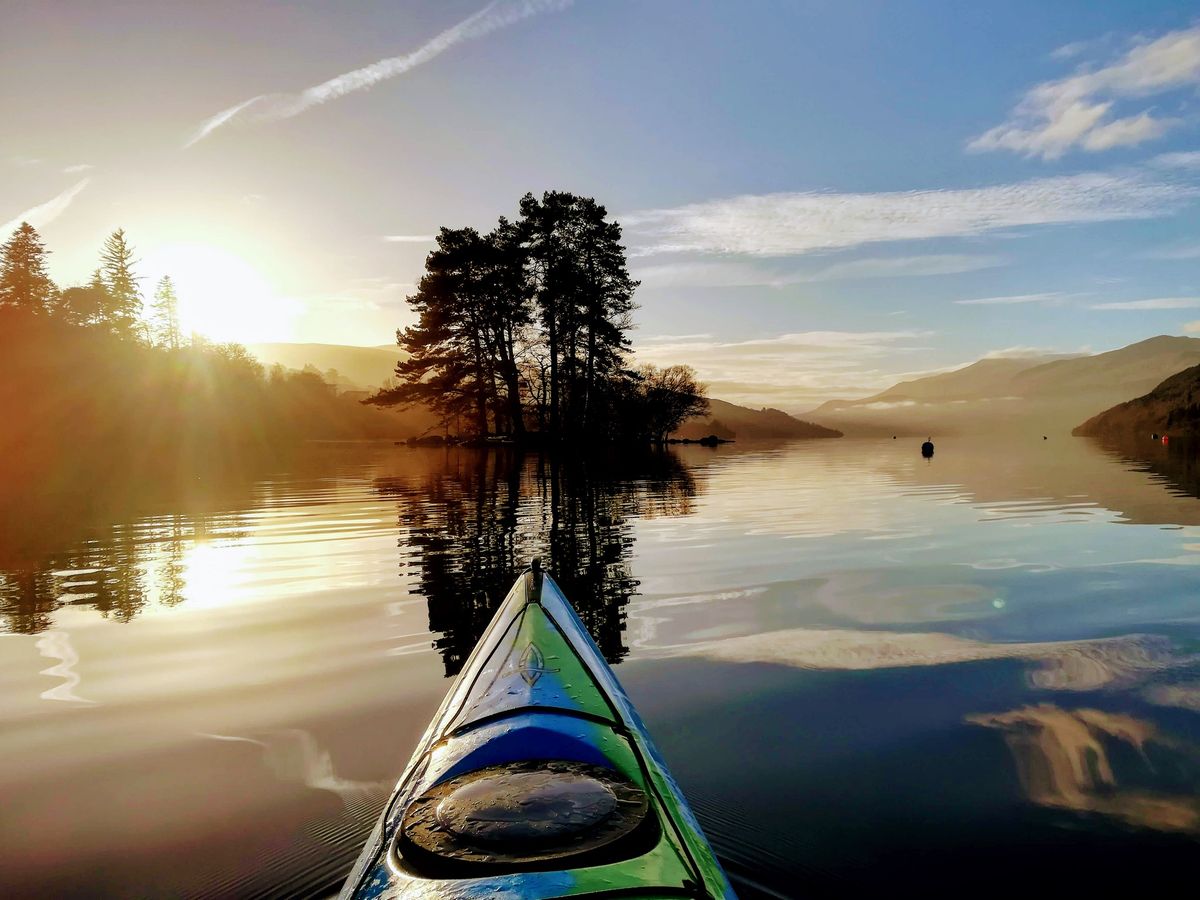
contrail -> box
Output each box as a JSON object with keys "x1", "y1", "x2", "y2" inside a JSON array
[
  {"x1": 0, "y1": 178, "x2": 91, "y2": 235},
  {"x1": 186, "y1": 0, "x2": 574, "y2": 147}
]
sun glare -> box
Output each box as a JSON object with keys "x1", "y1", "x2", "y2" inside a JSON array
[
  {"x1": 141, "y1": 242, "x2": 301, "y2": 344},
  {"x1": 178, "y1": 541, "x2": 255, "y2": 612}
]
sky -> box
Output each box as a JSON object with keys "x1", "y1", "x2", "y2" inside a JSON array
[{"x1": 3, "y1": 0, "x2": 1200, "y2": 411}]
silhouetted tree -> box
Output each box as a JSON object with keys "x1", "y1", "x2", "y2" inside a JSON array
[
  {"x1": 57, "y1": 284, "x2": 110, "y2": 327},
  {"x1": 376, "y1": 225, "x2": 532, "y2": 436},
  {"x1": 98, "y1": 228, "x2": 142, "y2": 338},
  {"x1": 636, "y1": 364, "x2": 710, "y2": 442},
  {"x1": 213, "y1": 341, "x2": 265, "y2": 380},
  {"x1": 376, "y1": 192, "x2": 649, "y2": 442},
  {"x1": 485, "y1": 217, "x2": 534, "y2": 436},
  {"x1": 0, "y1": 222, "x2": 57, "y2": 313},
  {"x1": 518, "y1": 192, "x2": 573, "y2": 435},
  {"x1": 151, "y1": 275, "x2": 182, "y2": 349},
  {"x1": 383, "y1": 227, "x2": 487, "y2": 432},
  {"x1": 518, "y1": 192, "x2": 638, "y2": 437}
]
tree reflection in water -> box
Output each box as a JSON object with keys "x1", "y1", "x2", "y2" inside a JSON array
[
  {"x1": 377, "y1": 447, "x2": 699, "y2": 676},
  {"x1": 0, "y1": 510, "x2": 248, "y2": 634}
]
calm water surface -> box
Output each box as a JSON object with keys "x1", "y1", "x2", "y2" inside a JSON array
[{"x1": 3, "y1": 437, "x2": 1200, "y2": 897}]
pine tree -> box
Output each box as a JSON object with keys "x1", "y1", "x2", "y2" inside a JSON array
[
  {"x1": 0, "y1": 222, "x2": 57, "y2": 313},
  {"x1": 99, "y1": 228, "x2": 142, "y2": 338},
  {"x1": 518, "y1": 192, "x2": 637, "y2": 436},
  {"x1": 151, "y1": 275, "x2": 182, "y2": 349},
  {"x1": 382, "y1": 227, "x2": 497, "y2": 434}
]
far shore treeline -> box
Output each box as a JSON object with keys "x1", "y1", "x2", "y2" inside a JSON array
[
  {"x1": 0, "y1": 222, "x2": 409, "y2": 489},
  {"x1": 0, "y1": 191, "x2": 710, "y2": 492},
  {"x1": 371, "y1": 191, "x2": 709, "y2": 444}
]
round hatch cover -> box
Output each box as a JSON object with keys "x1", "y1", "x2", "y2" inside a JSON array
[
  {"x1": 400, "y1": 759, "x2": 652, "y2": 871},
  {"x1": 436, "y1": 768, "x2": 618, "y2": 843}
]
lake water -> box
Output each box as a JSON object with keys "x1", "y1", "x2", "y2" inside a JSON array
[{"x1": 3, "y1": 436, "x2": 1200, "y2": 897}]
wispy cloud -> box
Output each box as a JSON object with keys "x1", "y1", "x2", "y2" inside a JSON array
[
  {"x1": 1091, "y1": 297, "x2": 1200, "y2": 310},
  {"x1": 955, "y1": 292, "x2": 1069, "y2": 306},
  {"x1": 634, "y1": 260, "x2": 770, "y2": 288},
  {"x1": 1049, "y1": 39, "x2": 1100, "y2": 61},
  {"x1": 0, "y1": 178, "x2": 91, "y2": 235},
  {"x1": 382, "y1": 234, "x2": 436, "y2": 243},
  {"x1": 1153, "y1": 151, "x2": 1200, "y2": 170},
  {"x1": 983, "y1": 345, "x2": 1083, "y2": 359},
  {"x1": 640, "y1": 332, "x2": 714, "y2": 343},
  {"x1": 1143, "y1": 241, "x2": 1200, "y2": 260},
  {"x1": 969, "y1": 25, "x2": 1200, "y2": 159},
  {"x1": 626, "y1": 168, "x2": 1196, "y2": 257},
  {"x1": 634, "y1": 329, "x2": 936, "y2": 408},
  {"x1": 804, "y1": 254, "x2": 1002, "y2": 281},
  {"x1": 186, "y1": 0, "x2": 573, "y2": 147},
  {"x1": 62, "y1": 163, "x2": 93, "y2": 174},
  {"x1": 1184, "y1": 321, "x2": 1200, "y2": 334},
  {"x1": 635, "y1": 253, "x2": 1001, "y2": 289}
]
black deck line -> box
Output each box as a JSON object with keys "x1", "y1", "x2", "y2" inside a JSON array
[{"x1": 444, "y1": 704, "x2": 622, "y2": 739}]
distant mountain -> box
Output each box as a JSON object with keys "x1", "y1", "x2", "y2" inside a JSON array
[
  {"x1": 1074, "y1": 363, "x2": 1200, "y2": 439},
  {"x1": 823, "y1": 356, "x2": 1064, "y2": 410},
  {"x1": 676, "y1": 398, "x2": 841, "y2": 440},
  {"x1": 244, "y1": 344, "x2": 840, "y2": 441},
  {"x1": 807, "y1": 336, "x2": 1200, "y2": 436},
  {"x1": 245, "y1": 342, "x2": 404, "y2": 392}
]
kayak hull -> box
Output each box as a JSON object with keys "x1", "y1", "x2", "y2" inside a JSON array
[{"x1": 338, "y1": 566, "x2": 734, "y2": 899}]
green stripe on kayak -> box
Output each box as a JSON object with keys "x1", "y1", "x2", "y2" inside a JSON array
[{"x1": 337, "y1": 566, "x2": 736, "y2": 900}]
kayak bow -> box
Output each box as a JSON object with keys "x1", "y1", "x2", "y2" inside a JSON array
[{"x1": 339, "y1": 560, "x2": 735, "y2": 899}]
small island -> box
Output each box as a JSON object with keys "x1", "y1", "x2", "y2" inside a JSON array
[{"x1": 371, "y1": 190, "x2": 770, "y2": 446}]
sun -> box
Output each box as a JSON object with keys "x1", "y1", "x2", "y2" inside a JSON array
[{"x1": 140, "y1": 242, "x2": 301, "y2": 344}]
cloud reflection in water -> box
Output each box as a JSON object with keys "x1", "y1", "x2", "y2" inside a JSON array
[
  {"x1": 198, "y1": 730, "x2": 385, "y2": 805},
  {"x1": 35, "y1": 631, "x2": 95, "y2": 704},
  {"x1": 969, "y1": 705, "x2": 1200, "y2": 833},
  {"x1": 665, "y1": 627, "x2": 1189, "y2": 691}
]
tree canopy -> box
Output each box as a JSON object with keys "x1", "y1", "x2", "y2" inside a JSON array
[
  {"x1": 151, "y1": 275, "x2": 182, "y2": 349},
  {"x1": 373, "y1": 190, "x2": 695, "y2": 444},
  {"x1": 0, "y1": 222, "x2": 57, "y2": 313},
  {"x1": 99, "y1": 228, "x2": 142, "y2": 338}
]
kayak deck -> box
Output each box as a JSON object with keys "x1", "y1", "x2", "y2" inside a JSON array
[{"x1": 338, "y1": 562, "x2": 734, "y2": 899}]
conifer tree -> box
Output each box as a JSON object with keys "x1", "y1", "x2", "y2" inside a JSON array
[
  {"x1": 518, "y1": 192, "x2": 637, "y2": 436},
  {"x1": 0, "y1": 222, "x2": 57, "y2": 313},
  {"x1": 151, "y1": 275, "x2": 182, "y2": 349},
  {"x1": 99, "y1": 228, "x2": 142, "y2": 337},
  {"x1": 375, "y1": 223, "x2": 533, "y2": 436}
]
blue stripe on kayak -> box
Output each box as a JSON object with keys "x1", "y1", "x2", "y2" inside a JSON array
[{"x1": 435, "y1": 722, "x2": 614, "y2": 783}]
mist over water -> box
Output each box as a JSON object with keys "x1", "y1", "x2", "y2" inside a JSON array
[{"x1": 3, "y1": 436, "x2": 1200, "y2": 896}]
